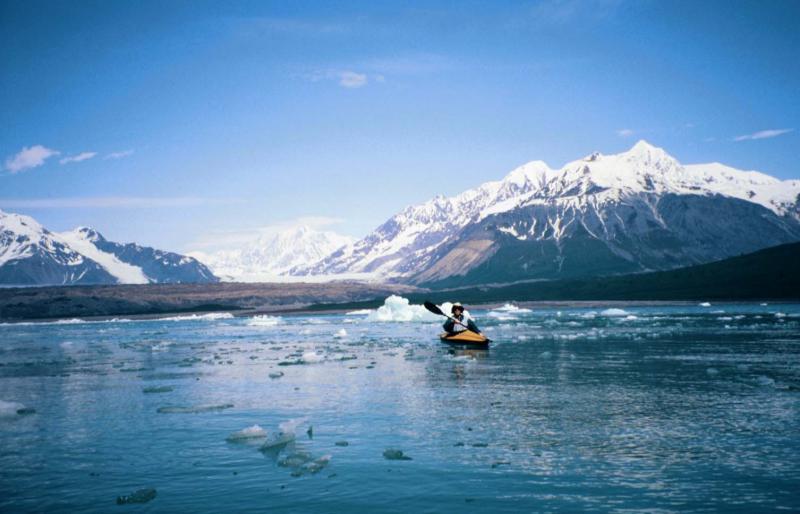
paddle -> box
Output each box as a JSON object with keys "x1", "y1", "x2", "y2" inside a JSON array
[{"x1": 423, "y1": 300, "x2": 478, "y2": 334}]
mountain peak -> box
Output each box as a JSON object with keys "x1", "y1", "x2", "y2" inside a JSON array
[
  {"x1": 629, "y1": 139, "x2": 659, "y2": 153},
  {"x1": 622, "y1": 140, "x2": 675, "y2": 163},
  {"x1": 73, "y1": 226, "x2": 105, "y2": 243},
  {"x1": 501, "y1": 160, "x2": 551, "y2": 186}
]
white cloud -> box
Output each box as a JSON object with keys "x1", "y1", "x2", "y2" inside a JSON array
[
  {"x1": 616, "y1": 128, "x2": 634, "y2": 137},
  {"x1": 4, "y1": 145, "x2": 60, "y2": 173},
  {"x1": 59, "y1": 151, "x2": 97, "y2": 165},
  {"x1": 338, "y1": 71, "x2": 368, "y2": 88},
  {"x1": 0, "y1": 196, "x2": 241, "y2": 209},
  {"x1": 733, "y1": 128, "x2": 793, "y2": 142},
  {"x1": 104, "y1": 149, "x2": 135, "y2": 160}
]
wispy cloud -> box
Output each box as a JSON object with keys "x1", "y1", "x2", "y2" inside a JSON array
[
  {"x1": 59, "y1": 151, "x2": 97, "y2": 165},
  {"x1": 308, "y1": 69, "x2": 374, "y2": 88},
  {"x1": 0, "y1": 196, "x2": 241, "y2": 209},
  {"x1": 104, "y1": 149, "x2": 135, "y2": 160},
  {"x1": 616, "y1": 128, "x2": 634, "y2": 137},
  {"x1": 4, "y1": 145, "x2": 59, "y2": 173},
  {"x1": 733, "y1": 128, "x2": 793, "y2": 141},
  {"x1": 338, "y1": 71, "x2": 367, "y2": 88}
]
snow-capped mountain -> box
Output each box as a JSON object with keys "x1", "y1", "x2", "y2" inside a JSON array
[
  {"x1": 0, "y1": 210, "x2": 218, "y2": 286},
  {"x1": 301, "y1": 141, "x2": 800, "y2": 286},
  {"x1": 190, "y1": 225, "x2": 353, "y2": 282}
]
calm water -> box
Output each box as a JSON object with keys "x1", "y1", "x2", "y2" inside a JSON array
[{"x1": 1, "y1": 301, "x2": 799, "y2": 513}]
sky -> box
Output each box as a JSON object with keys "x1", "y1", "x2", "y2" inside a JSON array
[{"x1": 2, "y1": 0, "x2": 799, "y2": 253}]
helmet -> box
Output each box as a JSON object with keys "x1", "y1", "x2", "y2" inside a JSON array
[{"x1": 451, "y1": 302, "x2": 464, "y2": 314}]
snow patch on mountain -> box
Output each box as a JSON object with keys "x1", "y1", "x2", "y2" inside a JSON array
[
  {"x1": 57, "y1": 228, "x2": 149, "y2": 284},
  {"x1": 191, "y1": 225, "x2": 354, "y2": 282},
  {"x1": 301, "y1": 140, "x2": 800, "y2": 279}
]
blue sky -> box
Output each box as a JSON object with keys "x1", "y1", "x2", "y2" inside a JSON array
[{"x1": 1, "y1": 0, "x2": 798, "y2": 252}]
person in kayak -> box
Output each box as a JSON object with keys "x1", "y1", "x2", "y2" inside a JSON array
[{"x1": 443, "y1": 303, "x2": 482, "y2": 335}]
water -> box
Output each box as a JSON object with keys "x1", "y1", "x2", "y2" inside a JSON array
[{"x1": 1, "y1": 302, "x2": 799, "y2": 512}]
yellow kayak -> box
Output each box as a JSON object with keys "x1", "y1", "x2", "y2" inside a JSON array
[{"x1": 439, "y1": 331, "x2": 491, "y2": 346}]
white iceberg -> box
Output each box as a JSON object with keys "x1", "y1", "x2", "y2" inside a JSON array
[{"x1": 247, "y1": 315, "x2": 282, "y2": 327}]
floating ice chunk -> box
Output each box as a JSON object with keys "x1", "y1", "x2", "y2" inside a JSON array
[
  {"x1": 269, "y1": 371, "x2": 284, "y2": 379},
  {"x1": 248, "y1": 315, "x2": 282, "y2": 327},
  {"x1": 279, "y1": 417, "x2": 308, "y2": 434},
  {"x1": 302, "y1": 352, "x2": 324, "y2": 363},
  {"x1": 383, "y1": 448, "x2": 412, "y2": 460},
  {"x1": 756, "y1": 376, "x2": 776, "y2": 387},
  {"x1": 367, "y1": 295, "x2": 441, "y2": 322},
  {"x1": 260, "y1": 432, "x2": 295, "y2": 450},
  {"x1": 227, "y1": 424, "x2": 268, "y2": 442},
  {"x1": 492, "y1": 303, "x2": 532, "y2": 313},
  {"x1": 278, "y1": 451, "x2": 313, "y2": 468},
  {"x1": 706, "y1": 368, "x2": 719, "y2": 376},
  {"x1": 334, "y1": 329, "x2": 347, "y2": 338},
  {"x1": 156, "y1": 403, "x2": 234, "y2": 414},
  {"x1": 539, "y1": 351, "x2": 552, "y2": 359},
  {"x1": 346, "y1": 309, "x2": 373, "y2": 315},
  {"x1": 116, "y1": 488, "x2": 157, "y2": 505},
  {"x1": 624, "y1": 315, "x2": 638, "y2": 321},
  {"x1": 600, "y1": 308, "x2": 629, "y2": 317},
  {"x1": 303, "y1": 454, "x2": 331, "y2": 474},
  {"x1": 0, "y1": 400, "x2": 27, "y2": 418},
  {"x1": 699, "y1": 302, "x2": 712, "y2": 307},
  {"x1": 775, "y1": 312, "x2": 786, "y2": 318},
  {"x1": 162, "y1": 313, "x2": 234, "y2": 322}
]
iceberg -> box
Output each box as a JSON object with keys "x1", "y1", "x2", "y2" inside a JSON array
[
  {"x1": 492, "y1": 303, "x2": 532, "y2": 313},
  {"x1": 227, "y1": 424, "x2": 268, "y2": 442},
  {"x1": 248, "y1": 315, "x2": 282, "y2": 327},
  {"x1": 367, "y1": 296, "x2": 440, "y2": 322},
  {"x1": 0, "y1": 399, "x2": 27, "y2": 418},
  {"x1": 162, "y1": 313, "x2": 234, "y2": 322}
]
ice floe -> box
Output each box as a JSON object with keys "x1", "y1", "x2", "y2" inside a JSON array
[
  {"x1": 346, "y1": 309, "x2": 373, "y2": 315},
  {"x1": 491, "y1": 303, "x2": 532, "y2": 313},
  {"x1": 0, "y1": 399, "x2": 29, "y2": 418},
  {"x1": 226, "y1": 424, "x2": 268, "y2": 442},
  {"x1": 247, "y1": 315, "x2": 282, "y2": 327},
  {"x1": 366, "y1": 295, "x2": 440, "y2": 322},
  {"x1": 162, "y1": 313, "x2": 234, "y2": 322},
  {"x1": 600, "y1": 308, "x2": 629, "y2": 317}
]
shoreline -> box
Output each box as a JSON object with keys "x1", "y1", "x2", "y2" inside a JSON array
[{"x1": 2, "y1": 298, "x2": 797, "y2": 325}]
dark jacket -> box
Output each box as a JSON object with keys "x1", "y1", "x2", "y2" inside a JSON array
[{"x1": 443, "y1": 315, "x2": 480, "y2": 334}]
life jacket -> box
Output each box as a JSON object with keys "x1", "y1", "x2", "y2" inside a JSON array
[{"x1": 451, "y1": 313, "x2": 470, "y2": 332}]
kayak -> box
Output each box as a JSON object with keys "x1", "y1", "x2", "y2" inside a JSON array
[{"x1": 439, "y1": 331, "x2": 491, "y2": 346}]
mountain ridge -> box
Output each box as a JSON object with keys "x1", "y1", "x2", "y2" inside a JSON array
[
  {"x1": 0, "y1": 209, "x2": 217, "y2": 286},
  {"x1": 299, "y1": 141, "x2": 800, "y2": 286}
]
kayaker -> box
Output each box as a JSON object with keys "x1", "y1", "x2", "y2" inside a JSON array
[{"x1": 443, "y1": 303, "x2": 482, "y2": 335}]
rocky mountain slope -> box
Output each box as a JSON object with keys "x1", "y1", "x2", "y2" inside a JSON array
[
  {"x1": 300, "y1": 141, "x2": 800, "y2": 286},
  {"x1": 0, "y1": 210, "x2": 217, "y2": 286}
]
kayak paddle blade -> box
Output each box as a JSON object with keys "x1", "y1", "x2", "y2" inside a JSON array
[{"x1": 423, "y1": 301, "x2": 444, "y2": 317}]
